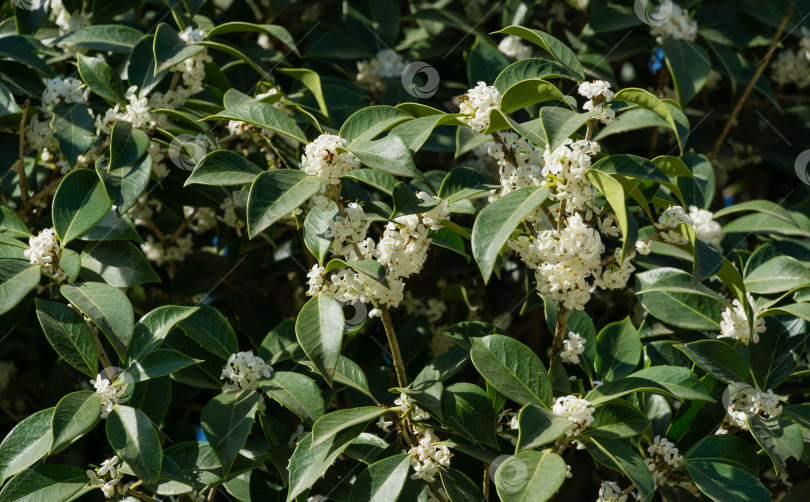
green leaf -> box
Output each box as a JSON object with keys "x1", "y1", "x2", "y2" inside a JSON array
[
  {"x1": 636, "y1": 268, "x2": 723, "y2": 330},
  {"x1": 340, "y1": 106, "x2": 412, "y2": 143},
  {"x1": 208, "y1": 22, "x2": 299, "y2": 55},
  {"x1": 54, "y1": 24, "x2": 144, "y2": 52},
  {"x1": 349, "y1": 453, "x2": 412, "y2": 502},
  {"x1": 440, "y1": 466, "x2": 486, "y2": 501},
  {"x1": 0, "y1": 206, "x2": 30, "y2": 238},
  {"x1": 153, "y1": 23, "x2": 205, "y2": 73},
  {"x1": 662, "y1": 38, "x2": 710, "y2": 104},
  {"x1": 500, "y1": 79, "x2": 573, "y2": 113},
  {"x1": 494, "y1": 58, "x2": 574, "y2": 92},
  {"x1": 259, "y1": 319, "x2": 304, "y2": 364},
  {"x1": 341, "y1": 169, "x2": 397, "y2": 195},
  {"x1": 0, "y1": 259, "x2": 40, "y2": 316},
  {"x1": 286, "y1": 425, "x2": 366, "y2": 501},
  {"x1": 614, "y1": 88, "x2": 689, "y2": 154},
  {"x1": 0, "y1": 464, "x2": 89, "y2": 502},
  {"x1": 80, "y1": 240, "x2": 159, "y2": 287},
  {"x1": 324, "y1": 258, "x2": 390, "y2": 289},
  {"x1": 246, "y1": 170, "x2": 321, "y2": 238},
  {"x1": 61, "y1": 282, "x2": 134, "y2": 359},
  {"x1": 494, "y1": 450, "x2": 567, "y2": 502},
  {"x1": 684, "y1": 435, "x2": 759, "y2": 476},
  {"x1": 493, "y1": 26, "x2": 585, "y2": 81},
  {"x1": 347, "y1": 135, "x2": 422, "y2": 179},
  {"x1": 594, "y1": 317, "x2": 640, "y2": 382},
  {"x1": 750, "y1": 316, "x2": 805, "y2": 389},
  {"x1": 52, "y1": 169, "x2": 113, "y2": 245},
  {"x1": 278, "y1": 68, "x2": 327, "y2": 116},
  {"x1": 0, "y1": 408, "x2": 54, "y2": 484},
  {"x1": 107, "y1": 405, "x2": 163, "y2": 484},
  {"x1": 311, "y1": 406, "x2": 389, "y2": 448},
  {"x1": 177, "y1": 304, "x2": 239, "y2": 360},
  {"x1": 96, "y1": 154, "x2": 151, "y2": 215},
  {"x1": 295, "y1": 294, "x2": 344, "y2": 386},
  {"x1": 126, "y1": 349, "x2": 199, "y2": 382},
  {"x1": 185, "y1": 150, "x2": 263, "y2": 186},
  {"x1": 50, "y1": 391, "x2": 101, "y2": 453},
  {"x1": 685, "y1": 460, "x2": 771, "y2": 502},
  {"x1": 77, "y1": 53, "x2": 126, "y2": 104},
  {"x1": 583, "y1": 437, "x2": 655, "y2": 501},
  {"x1": 531, "y1": 107, "x2": 594, "y2": 150},
  {"x1": 744, "y1": 256, "x2": 810, "y2": 295},
  {"x1": 517, "y1": 404, "x2": 572, "y2": 450},
  {"x1": 201, "y1": 390, "x2": 259, "y2": 474},
  {"x1": 109, "y1": 121, "x2": 149, "y2": 170},
  {"x1": 441, "y1": 382, "x2": 498, "y2": 448},
  {"x1": 127, "y1": 305, "x2": 199, "y2": 361},
  {"x1": 51, "y1": 104, "x2": 94, "y2": 167},
  {"x1": 205, "y1": 102, "x2": 307, "y2": 144},
  {"x1": 471, "y1": 186, "x2": 549, "y2": 283},
  {"x1": 35, "y1": 299, "x2": 98, "y2": 377},
  {"x1": 586, "y1": 366, "x2": 713, "y2": 404},
  {"x1": 587, "y1": 170, "x2": 637, "y2": 258},
  {"x1": 748, "y1": 415, "x2": 804, "y2": 473},
  {"x1": 303, "y1": 204, "x2": 338, "y2": 265},
  {"x1": 588, "y1": 400, "x2": 651, "y2": 439},
  {"x1": 438, "y1": 166, "x2": 492, "y2": 202},
  {"x1": 259, "y1": 371, "x2": 325, "y2": 426},
  {"x1": 128, "y1": 35, "x2": 167, "y2": 97},
  {"x1": 591, "y1": 154, "x2": 669, "y2": 182},
  {"x1": 470, "y1": 335, "x2": 552, "y2": 408},
  {"x1": 676, "y1": 340, "x2": 750, "y2": 386}
]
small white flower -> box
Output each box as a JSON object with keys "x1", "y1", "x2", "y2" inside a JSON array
[
  {"x1": 377, "y1": 416, "x2": 394, "y2": 432},
  {"x1": 459, "y1": 82, "x2": 502, "y2": 133},
  {"x1": 719, "y1": 293, "x2": 765, "y2": 345},
  {"x1": 650, "y1": 2, "x2": 698, "y2": 44},
  {"x1": 597, "y1": 480, "x2": 627, "y2": 502},
  {"x1": 221, "y1": 351, "x2": 273, "y2": 392},
  {"x1": 498, "y1": 36, "x2": 532, "y2": 59},
  {"x1": 655, "y1": 205, "x2": 692, "y2": 245},
  {"x1": 688, "y1": 206, "x2": 723, "y2": 250},
  {"x1": 552, "y1": 395, "x2": 595, "y2": 437},
  {"x1": 560, "y1": 332, "x2": 586, "y2": 364},
  {"x1": 92, "y1": 375, "x2": 125, "y2": 419},
  {"x1": 299, "y1": 133, "x2": 359, "y2": 184}
]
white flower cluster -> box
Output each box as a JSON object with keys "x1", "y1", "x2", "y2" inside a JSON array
[
  {"x1": 496, "y1": 409, "x2": 519, "y2": 433},
  {"x1": 771, "y1": 48, "x2": 810, "y2": 88},
  {"x1": 307, "y1": 198, "x2": 449, "y2": 314},
  {"x1": 688, "y1": 206, "x2": 723, "y2": 249},
  {"x1": 408, "y1": 425, "x2": 452, "y2": 483},
  {"x1": 184, "y1": 206, "x2": 217, "y2": 233},
  {"x1": 645, "y1": 436, "x2": 683, "y2": 486},
  {"x1": 597, "y1": 481, "x2": 627, "y2": 502},
  {"x1": 51, "y1": 0, "x2": 92, "y2": 36},
  {"x1": 24, "y1": 228, "x2": 66, "y2": 281},
  {"x1": 357, "y1": 49, "x2": 409, "y2": 90},
  {"x1": 800, "y1": 27, "x2": 810, "y2": 61},
  {"x1": 578, "y1": 80, "x2": 615, "y2": 125},
  {"x1": 655, "y1": 205, "x2": 692, "y2": 245},
  {"x1": 140, "y1": 234, "x2": 194, "y2": 266},
  {"x1": 395, "y1": 393, "x2": 430, "y2": 421},
  {"x1": 719, "y1": 292, "x2": 765, "y2": 345},
  {"x1": 459, "y1": 82, "x2": 502, "y2": 133},
  {"x1": 649, "y1": 2, "x2": 698, "y2": 44},
  {"x1": 552, "y1": 395, "x2": 595, "y2": 438},
  {"x1": 219, "y1": 189, "x2": 249, "y2": 235},
  {"x1": 0, "y1": 361, "x2": 16, "y2": 391},
  {"x1": 87, "y1": 456, "x2": 129, "y2": 499},
  {"x1": 510, "y1": 213, "x2": 604, "y2": 310},
  {"x1": 220, "y1": 351, "x2": 273, "y2": 392},
  {"x1": 326, "y1": 202, "x2": 371, "y2": 257},
  {"x1": 92, "y1": 374, "x2": 125, "y2": 419},
  {"x1": 561, "y1": 332, "x2": 586, "y2": 364},
  {"x1": 727, "y1": 388, "x2": 783, "y2": 429},
  {"x1": 498, "y1": 36, "x2": 532, "y2": 59},
  {"x1": 542, "y1": 139, "x2": 601, "y2": 211},
  {"x1": 95, "y1": 85, "x2": 155, "y2": 133},
  {"x1": 300, "y1": 133, "x2": 359, "y2": 184},
  {"x1": 43, "y1": 77, "x2": 87, "y2": 108},
  {"x1": 488, "y1": 132, "x2": 544, "y2": 195}
]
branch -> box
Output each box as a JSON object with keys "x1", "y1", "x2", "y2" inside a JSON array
[
  {"x1": 16, "y1": 100, "x2": 30, "y2": 218},
  {"x1": 708, "y1": 3, "x2": 795, "y2": 162},
  {"x1": 379, "y1": 305, "x2": 408, "y2": 388}
]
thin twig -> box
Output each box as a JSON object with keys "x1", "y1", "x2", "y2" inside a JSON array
[
  {"x1": 380, "y1": 305, "x2": 408, "y2": 389},
  {"x1": 16, "y1": 100, "x2": 30, "y2": 218},
  {"x1": 708, "y1": 3, "x2": 795, "y2": 162},
  {"x1": 483, "y1": 464, "x2": 491, "y2": 501}
]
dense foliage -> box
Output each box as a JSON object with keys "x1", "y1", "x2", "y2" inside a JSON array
[{"x1": 1, "y1": 0, "x2": 810, "y2": 501}]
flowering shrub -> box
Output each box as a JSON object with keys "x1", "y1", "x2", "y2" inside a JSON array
[{"x1": 0, "y1": 1, "x2": 809, "y2": 502}]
